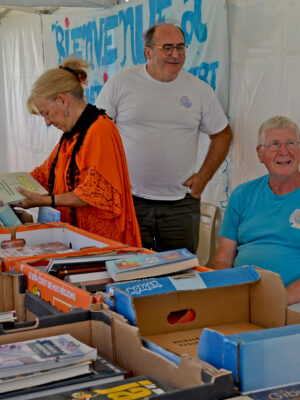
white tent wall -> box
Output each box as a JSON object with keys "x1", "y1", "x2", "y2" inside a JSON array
[
  {"x1": 0, "y1": 13, "x2": 61, "y2": 172},
  {"x1": 228, "y1": 0, "x2": 300, "y2": 188}
]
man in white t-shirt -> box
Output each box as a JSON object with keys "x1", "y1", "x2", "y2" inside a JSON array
[{"x1": 96, "y1": 22, "x2": 232, "y2": 253}]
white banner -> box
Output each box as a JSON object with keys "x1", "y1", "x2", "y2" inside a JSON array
[{"x1": 42, "y1": 0, "x2": 229, "y2": 110}]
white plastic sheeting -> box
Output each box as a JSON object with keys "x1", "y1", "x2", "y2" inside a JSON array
[
  {"x1": 228, "y1": 0, "x2": 300, "y2": 187},
  {"x1": 0, "y1": 14, "x2": 61, "y2": 172}
]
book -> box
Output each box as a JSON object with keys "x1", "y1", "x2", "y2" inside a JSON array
[
  {"x1": 0, "y1": 310, "x2": 16, "y2": 323},
  {"x1": 45, "y1": 252, "x2": 141, "y2": 276},
  {"x1": 0, "y1": 360, "x2": 91, "y2": 394},
  {"x1": 37, "y1": 206, "x2": 61, "y2": 223},
  {"x1": 32, "y1": 374, "x2": 171, "y2": 400},
  {"x1": 243, "y1": 382, "x2": 300, "y2": 399},
  {"x1": 0, "y1": 333, "x2": 97, "y2": 379},
  {"x1": 64, "y1": 270, "x2": 113, "y2": 285},
  {"x1": 78, "y1": 281, "x2": 112, "y2": 293},
  {"x1": 0, "y1": 241, "x2": 74, "y2": 260},
  {"x1": 0, "y1": 354, "x2": 126, "y2": 400},
  {"x1": 0, "y1": 204, "x2": 22, "y2": 226},
  {"x1": 0, "y1": 172, "x2": 48, "y2": 205},
  {"x1": 105, "y1": 248, "x2": 199, "y2": 282}
]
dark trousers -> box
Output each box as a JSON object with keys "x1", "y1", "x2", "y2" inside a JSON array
[{"x1": 133, "y1": 194, "x2": 200, "y2": 254}]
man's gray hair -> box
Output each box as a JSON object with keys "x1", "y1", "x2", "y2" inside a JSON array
[{"x1": 257, "y1": 116, "x2": 300, "y2": 146}]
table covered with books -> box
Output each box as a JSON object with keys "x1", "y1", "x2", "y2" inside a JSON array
[{"x1": 0, "y1": 222, "x2": 299, "y2": 400}]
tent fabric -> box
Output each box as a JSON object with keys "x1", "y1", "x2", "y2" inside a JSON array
[
  {"x1": 228, "y1": 0, "x2": 300, "y2": 187},
  {"x1": 0, "y1": 0, "x2": 117, "y2": 8}
]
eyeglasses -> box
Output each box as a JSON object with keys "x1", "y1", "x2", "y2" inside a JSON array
[
  {"x1": 261, "y1": 140, "x2": 300, "y2": 152},
  {"x1": 150, "y1": 44, "x2": 188, "y2": 55}
]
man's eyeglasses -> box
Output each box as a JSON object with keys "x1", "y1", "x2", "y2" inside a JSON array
[
  {"x1": 151, "y1": 44, "x2": 188, "y2": 55},
  {"x1": 260, "y1": 140, "x2": 300, "y2": 152}
]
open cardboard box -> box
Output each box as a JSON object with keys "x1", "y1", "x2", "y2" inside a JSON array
[
  {"x1": 0, "y1": 270, "x2": 62, "y2": 326},
  {"x1": 7, "y1": 247, "x2": 152, "y2": 313},
  {"x1": 0, "y1": 305, "x2": 235, "y2": 400},
  {"x1": 104, "y1": 267, "x2": 300, "y2": 393},
  {"x1": 0, "y1": 222, "x2": 146, "y2": 312},
  {"x1": 0, "y1": 222, "x2": 128, "y2": 271}
]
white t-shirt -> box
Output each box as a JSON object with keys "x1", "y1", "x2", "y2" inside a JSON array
[{"x1": 96, "y1": 65, "x2": 228, "y2": 200}]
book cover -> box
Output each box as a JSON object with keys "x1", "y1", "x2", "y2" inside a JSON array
[
  {"x1": 37, "y1": 206, "x2": 61, "y2": 223},
  {"x1": 0, "y1": 172, "x2": 48, "y2": 205},
  {"x1": 33, "y1": 374, "x2": 171, "y2": 400},
  {"x1": 0, "y1": 333, "x2": 97, "y2": 379},
  {"x1": 0, "y1": 204, "x2": 22, "y2": 226},
  {"x1": 105, "y1": 249, "x2": 199, "y2": 282},
  {"x1": 0, "y1": 354, "x2": 126, "y2": 400},
  {"x1": 244, "y1": 382, "x2": 300, "y2": 399}
]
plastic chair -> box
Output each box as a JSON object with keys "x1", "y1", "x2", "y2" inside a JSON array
[{"x1": 196, "y1": 202, "x2": 217, "y2": 266}]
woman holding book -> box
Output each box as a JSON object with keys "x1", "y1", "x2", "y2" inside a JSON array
[{"x1": 16, "y1": 57, "x2": 141, "y2": 248}]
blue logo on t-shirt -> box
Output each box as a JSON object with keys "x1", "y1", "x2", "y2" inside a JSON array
[{"x1": 180, "y1": 96, "x2": 192, "y2": 108}]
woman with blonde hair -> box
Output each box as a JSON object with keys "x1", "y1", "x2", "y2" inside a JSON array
[{"x1": 17, "y1": 57, "x2": 141, "y2": 247}]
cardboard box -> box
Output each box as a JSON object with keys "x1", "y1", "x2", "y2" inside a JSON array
[
  {"x1": 8, "y1": 247, "x2": 152, "y2": 313},
  {"x1": 199, "y1": 323, "x2": 300, "y2": 393},
  {"x1": 0, "y1": 222, "x2": 128, "y2": 271},
  {"x1": 0, "y1": 222, "x2": 145, "y2": 312},
  {"x1": 104, "y1": 267, "x2": 300, "y2": 393},
  {"x1": 0, "y1": 270, "x2": 62, "y2": 327},
  {"x1": 0, "y1": 307, "x2": 235, "y2": 400}
]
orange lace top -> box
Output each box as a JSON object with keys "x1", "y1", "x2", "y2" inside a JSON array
[{"x1": 31, "y1": 114, "x2": 141, "y2": 247}]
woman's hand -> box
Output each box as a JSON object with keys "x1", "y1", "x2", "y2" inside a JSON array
[{"x1": 13, "y1": 187, "x2": 49, "y2": 209}]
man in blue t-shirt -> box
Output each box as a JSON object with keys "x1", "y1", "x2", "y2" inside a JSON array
[{"x1": 213, "y1": 115, "x2": 300, "y2": 305}]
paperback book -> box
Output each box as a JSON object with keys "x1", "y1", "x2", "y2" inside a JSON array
[
  {"x1": 33, "y1": 374, "x2": 171, "y2": 400},
  {"x1": 0, "y1": 310, "x2": 16, "y2": 323},
  {"x1": 64, "y1": 270, "x2": 113, "y2": 285},
  {"x1": 0, "y1": 333, "x2": 97, "y2": 379},
  {"x1": 105, "y1": 248, "x2": 199, "y2": 282},
  {"x1": 0, "y1": 354, "x2": 126, "y2": 400},
  {"x1": 0, "y1": 361, "x2": 91, "y2": 394},
  {"x1": 0, "y1": 172, "x2": 48, "y2": 205}
]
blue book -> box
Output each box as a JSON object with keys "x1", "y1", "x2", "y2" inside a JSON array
[{"x1": 105, "y1": 248, "x2": 198, "y2": 282}]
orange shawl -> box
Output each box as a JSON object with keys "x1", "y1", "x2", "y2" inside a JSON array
[{"x1": 31, "y1": 112, "x2": 141, "y2": 247}]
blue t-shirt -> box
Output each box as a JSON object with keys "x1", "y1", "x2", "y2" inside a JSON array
[{"x1": 219, "y1": 175, "x2": 300, "y2": 286}]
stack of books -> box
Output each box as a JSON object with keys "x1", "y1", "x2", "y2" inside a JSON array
[
  {"x1": 0, "y1": 334, "x2": 99, "y2": 395},
  {"x1": 41, "y1": 248, "x2": 199, "y2": 293},
  {"x1": 43, "y1": 252, "x2": 141, "y2": 293}
]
